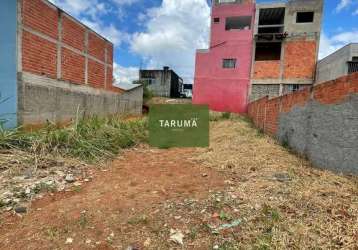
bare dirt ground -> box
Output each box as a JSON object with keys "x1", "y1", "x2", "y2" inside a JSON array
[{"x1": 0, "y1": 116, "x2": 357, "y2": 250}]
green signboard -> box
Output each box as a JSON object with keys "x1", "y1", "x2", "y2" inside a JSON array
[{"x1": 149, "y1": 104, "x2": 209, "y2": 148}]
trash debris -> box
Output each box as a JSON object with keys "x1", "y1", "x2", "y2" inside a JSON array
[
  {"x1": 65, "y1": 238, "x2": 73, "y2": 244},
  {"x1": 65, "y1": 174, "x2": 75, "y2": 183},
  {"x1": 210, "y1": 219, "x2": 241, "y2": 234},
  {"x1": 14, "y1": 206, "x2": 27, "y2": 214},
  {"x1": 169, "y1": 229, "x2": 184, "y2": 245}
]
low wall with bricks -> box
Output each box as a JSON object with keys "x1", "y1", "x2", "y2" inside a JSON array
[
  {"x1": 248, "y1": 73, "x2": 358, "y2": 175},
  {"x1": 12, "y1": 0, "x2": 143, "y2": 127}
]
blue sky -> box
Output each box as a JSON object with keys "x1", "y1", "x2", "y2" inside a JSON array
[{"x1": 49, "y1": 0, "x2": 358, "y2": 84}]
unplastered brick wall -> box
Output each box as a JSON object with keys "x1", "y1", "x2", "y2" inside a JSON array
[
  {"x1": 253, "y1": 61, "x2": 280, "y2": 79},
  {"x1": 248, "y1": 73, "x2": 358, "y2": 134},
  {"x1": 20, "y1": 0, "x2": 118, "y2": 93},
  {"x1": 248, "y1": 73, "x2": 358, "y2": 174},
  {"x1": 283, "y1": 40, "x2": 317, "y2": 79}
]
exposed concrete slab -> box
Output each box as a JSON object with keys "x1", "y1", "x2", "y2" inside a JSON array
[
  {"x1": 18, "y1": 72, "x2": 143, "y2": 126},
  {"x1": 278, "y1": 94, "x2": 358, "y2": 175}
]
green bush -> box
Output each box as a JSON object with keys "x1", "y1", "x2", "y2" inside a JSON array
[{"x1": 221, "y1": 112, "x2": 231, "y2": 119}]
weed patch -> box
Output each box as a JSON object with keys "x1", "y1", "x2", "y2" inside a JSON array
[{"x1": 0, "y1": 116, "x2": 148, "y2": 163}]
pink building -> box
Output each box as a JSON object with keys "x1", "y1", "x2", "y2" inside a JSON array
[
  {"x1": 193, "y1": 0, "x2": 323, "y2": 113},
  {"x1": 193, "y1": 0, "x2": 255, "y2": 113}
]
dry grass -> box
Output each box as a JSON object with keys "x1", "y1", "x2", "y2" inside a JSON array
[{"x1": 190, "y1": 114, "x2": 358, "y2": 249}]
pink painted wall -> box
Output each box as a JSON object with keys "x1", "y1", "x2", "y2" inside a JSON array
[{"x1": 193, "y1": 2, "x2": 255, "y2": 113}]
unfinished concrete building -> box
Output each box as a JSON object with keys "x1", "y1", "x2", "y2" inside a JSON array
[
  {"x1": 0, "y1": 0, "x2": 143, "y2": 129},
  {"x1": 139, "y1": 67, "x2": 183, "y2": 98},
  {"x1": 251, "y1": 0, "x2": 323, "y2": 101},
  {"x1": 193, "y1": 0, "x2": 323, "y2": 112},
  {"x1": 316, "y1": 43, "x2": 358, "y2": 84}
]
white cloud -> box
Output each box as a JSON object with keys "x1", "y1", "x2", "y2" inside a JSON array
[
  {"x1": 335, "y1": 0, "x2": 352, "y2": 12},
  {"x1": 49, "y1": 0, "x2": 108, "y2": 19},
  {"x1": 353, "y1": 8, "x2": 358, "y2": 15},
  {"x1": 81, "y1": 19, "x2": 130, "y2": 46},
  {"x1": 130, "y1": 0, "x2": 210, "y2": 83},
  {"x1": 113, "y1": 63, "x2": 139, "y2": 84},
  {"x1": 49, "y1": 0, "x2": 127, "y2": 46},
  {"x1": 319, "y1": 30, "x2": 358, "y2": 59}
]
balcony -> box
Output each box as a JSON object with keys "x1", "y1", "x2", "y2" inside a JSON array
[{"x1": 348, "y1": 61, "x2": 358, "y2": 74}]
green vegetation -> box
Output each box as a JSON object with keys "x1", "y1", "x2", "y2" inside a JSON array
[
  {"x1": 221, "y1": 112, "x2": 231, "y2": 119},
  {"x1": 0, "y1": 95, "x2": 10, "y2": 127},
  {"x1": 0, "y1": 116, "x2": 148, "y2": 162}
]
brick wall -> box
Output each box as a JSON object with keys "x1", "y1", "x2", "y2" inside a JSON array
[
  {"x1": 21, "y1": 0, "x2": 115, "y2": 92},
  {"x1": 283, "y1": 40, "x2": 317, "y2": 79},
  {"x1": 88, "y1": 59, "x2": 105, "y2": 88},
  {"x1": 248, "y1": 73, "x2": 358, "y2": 135},
  {"x1": 88, "y1": 32, "x2": 106, "y2": 62},
  {"x1": 61, "y1": 48, "x2": 85, "y2": 84},
  {"x1": 253, "y1": 61, "x2": 280, "y2": 79},
  {"x1": 62, "y1": 15, "x2": 85, "y2": 52},
  {"x1": 22, "y1": 31, "x2": 57, "y2": 78}
]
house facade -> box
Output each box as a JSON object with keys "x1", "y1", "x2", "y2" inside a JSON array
[
  {"x1": 316, "y1": 43, "x2": 358, "y2": 84},
  {"x1": 139, "y1": 67, "x2": 183, "y2": 98},
  {"x1": 193, "y1": 0, "x2": 323, "y2": 113}
]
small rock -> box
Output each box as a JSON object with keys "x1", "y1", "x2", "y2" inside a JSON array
[
  {"x1": 174, "y1": 216, "x2": 182, "y2": 220},
  {"x1": 273, "y1": 173, "x2": 292, "y2": 182},
  {"x1": 84, "y1": 178, "x2": 90, "y2": 182},
  {"x1": 85, "y1": 239, "x2": 91, "y2": 244},
  {"x1": 65, "y1": 238, "x2": 73, "y2": 244},
  {"x1": 65, "y1": 174, "x2": 75, "y2": 183},
  {"x1": 14, "y1": 206, "x2": 27, "y2": 214},
  {"x1": 202, "y1": 173, "x2": 208, "y2": 177},
  {"x1": 2, "y1": 198, "x2": 12, "y2": 205},
  {"x1": 169, "y1": 229, "x2": 184, "y2": 245},
  {"x1": 144, "y1": 238, "x2": 151, "y2": 247},
  {"x1": 213, "y1": 245, "x2": 219, "y2": 250},
  {"x1": 3, "y1": 191, "x2": 14, "y2": 198},
  {"x1": 73, "y1": 182, "x2": 82, "y2": 187},
  {"x1": 25, "y1": 187, "x2": 31, "y2": 195},
  {"x1": 45, "y1": 180, "x2": 55, "y2": 186}
]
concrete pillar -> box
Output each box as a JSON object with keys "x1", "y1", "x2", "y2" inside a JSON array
[{"x1": 84, "y1": 30, "x2": 89, "y2": 85}]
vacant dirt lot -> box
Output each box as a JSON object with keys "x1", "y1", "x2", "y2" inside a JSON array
[{"x1": 0, "y1": 116, "x2": 357, "y2": 249}]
